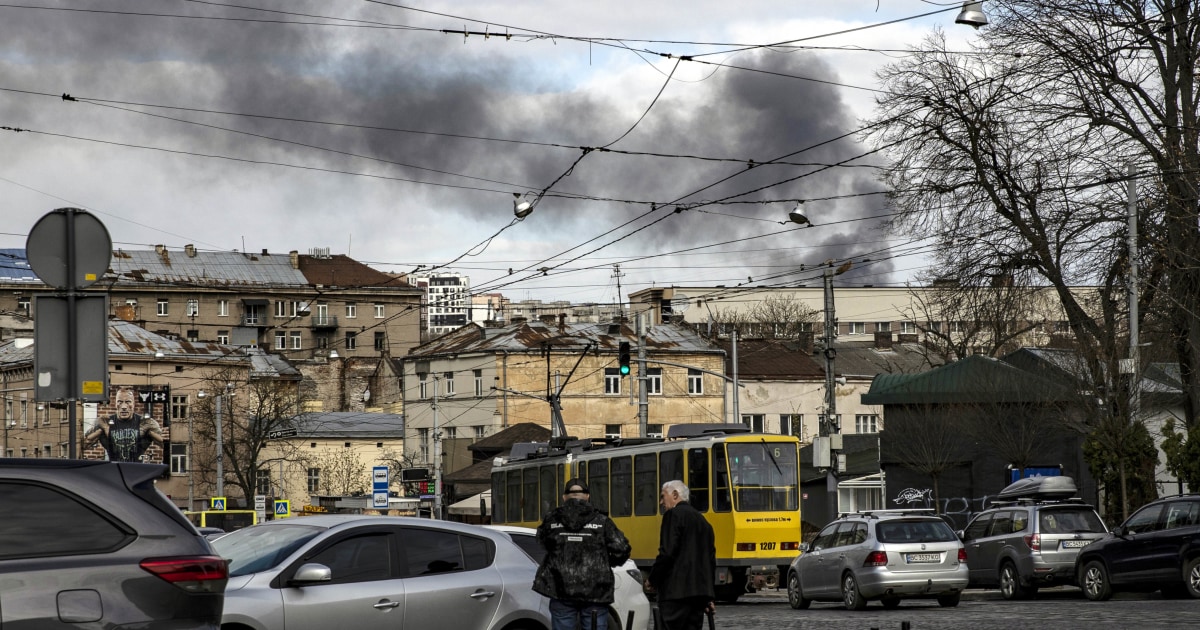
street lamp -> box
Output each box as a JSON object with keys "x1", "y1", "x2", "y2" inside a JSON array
[
  {"x1": 955, "y1": 2, "x2": 988, "y2": 29},
  {"x1": 198, "y1": 383, "x2": 234, "y2": 498}
]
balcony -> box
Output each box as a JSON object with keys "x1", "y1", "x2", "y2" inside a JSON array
[{"x1": 310, "y1": 315, "x2": 339, "y2": 329}]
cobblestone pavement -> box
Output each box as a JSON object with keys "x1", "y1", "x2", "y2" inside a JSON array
[{"x1": 708, "y1": 587, "x2": 1200, "y2": 629}]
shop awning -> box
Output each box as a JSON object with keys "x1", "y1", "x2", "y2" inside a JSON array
[{"x1": 447, "y1": 490, "x2": 491, "y2": 516}]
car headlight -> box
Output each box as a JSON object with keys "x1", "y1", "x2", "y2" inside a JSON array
[{"x1": 626, "y1": 568, "x2": 643, "y2": 583}]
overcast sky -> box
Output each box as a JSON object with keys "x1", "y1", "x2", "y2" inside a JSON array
[{"x1": 0, "y1": 1, "x2": 979, "y2": 305}]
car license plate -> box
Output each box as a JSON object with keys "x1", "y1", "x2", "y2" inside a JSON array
[
  {"x1": 906, "y1": 553, "x2": 940, "y2": 563},
  {"x1": 1060, "y1": 540, "x2": 1090, "y2": 548}
]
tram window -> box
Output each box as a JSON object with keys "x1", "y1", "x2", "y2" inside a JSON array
[
  {"x1": 506, "y1": 470, "x2": 522, "y2": 522},
  {"x1": 686, "y1": 449, "x2": 709, "y2": 512},
  {"x1": 712, "y1": 445, "x2": 732, "y2": 512},
  {"x1": 523, "y1": 467, "x2": 539, "y2": 521},
  {"x1": 589, "y1": 459, "x2": 610, "y2": 514},
  {"x1": 634, "y1": 453, "x2": 658, "y2": 516},
  {"x1": 611, "y1": 456, "x2": 633, "y2": 517},
  {"x1": 540, "y1": 466, "x2": 557, "y2": 515},
  {"x1": 492, "y1": 472, "x2": 506, "y2": 523},
  {"x1": 659, "y1": 450, "x2": 683, "y2": 487}
]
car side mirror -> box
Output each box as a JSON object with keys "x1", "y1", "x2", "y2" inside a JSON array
[
  {"x1": 1111, "y1": 525, "x2": 1126, "y2": 537},
  {"x1": 800, "y1": 542, "x2": 810, "y2": 553},
  {"x1": 956, "y1": 530, "x2": 965, "y2": 540},
  {"x1": 290, "y1": 562, "x2": 333, "y2": 585}
]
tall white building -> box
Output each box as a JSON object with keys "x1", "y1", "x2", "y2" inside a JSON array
[{"x1": 412, "y1": 272, "x2": 470, "y2": 339}]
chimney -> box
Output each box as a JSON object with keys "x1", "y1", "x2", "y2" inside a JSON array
[
  {"x1": 874, "y1": 331, "x2": 893, "y2": 350},
  {"x1": 289, "y1": 250, "x2": 299, "y2": 269},
  {"x1": 154, "y1": 244, "x2": 166, "y2": 256},
  {"x1": 155, "y1": 245, "x2": 170, "y2": 265},
  {"x1": 558, "y1": 313, "x2": 567, "y2": 332},
  {"x1": 184, "y1": 244, "x2": 196, "y2": 257},
  {"x1": 797, "y1": 331, "x2": 815, "y2": 354},
  {"x1": 114, "y1": 304, "x2": 136, "y2": 321},
  {"x1": 262, "y1": 248, "x2": 269, "y2": 256}
]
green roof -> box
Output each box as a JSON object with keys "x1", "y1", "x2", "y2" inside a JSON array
[{"x1": 862, "y1": 354, "x2": 1079, "y2": 405}]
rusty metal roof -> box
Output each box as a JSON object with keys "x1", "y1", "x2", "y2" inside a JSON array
[
  {"x1": 297, "y1": 255, "x2": 414, "y2": 290},
  {"x1": 408, "y1": 321, "x2": 723, "y2": 357},
  {"x1": 107, "y1": 248, "x2": 308, "y2": 287}
]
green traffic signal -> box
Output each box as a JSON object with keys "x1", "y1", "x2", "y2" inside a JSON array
[{"x1": 618, "y1": 341, "x2": 631, "y2": 375}]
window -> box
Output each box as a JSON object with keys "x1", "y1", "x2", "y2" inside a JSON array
[
  {"x1": 218, "y1": 300, "x2": 229, "y2": 316},
  {"x1": 875, "y1": 322, "x2": 891, "y2": 332},
  {"x1": 604, "y1": 368, "x2": 622, "y2": 395},
  {"x1": 741, "y1": 414, "x2": 765, "y2": 433},
  {"x1": 275, "y1": 332, "x2": 286, "y2": 350},
  {"x1": 474, "y1": 426, "x2": 485, "y2": 440},
  {"x1": 855, "y1": 414, "x2": 878, "y2": 433},
  {"x1": 345, "y1": 331, "x2": 357, "y2": 350},
  {"x1": 848, "y1": 322, "x2": 866, "y2": 335},
  {"x1": 291, "y1": 331, "x2": 303, "y2": 350},
  {"x1": 900, "y1": 321, "x2": 918, "y2": 334},
  {"x1": 374, "y1": 331, "x2": 385, "y2": 351},
  {"x1": 400, "y1": 528, "x2": 490, "y2": 577},
  {"x1": 634, "y1": 453, "x2": 658, "y2": 516},
  {"x1": 244, "y1": 304, "x2": 262, "y2": 325},
  {"x1": 1054, "y1": 320, "x2": 1071, "y2": 333},
  {"x1": 156, "y1": 298, "x2": 169, "y2": 316},
  {"x1": 444, "y1": 427, "x2": 456, "y2": 441},
  {"x1": 308, "y1": 533, "x2": 393, "y2": 584},
  {"x1": 950, "y1": 321, "x2": 965, "y2": 334},
  {"x1": 16, "y1": 296, "x2": 30, "y2": 313},
  {"x1": 418, "y1": 373, "x2": 428, "y2": 399},
  {"x1": 291, "y1": 301, "x2": 309, "y2": 317},
  {"x1": 687, "y1": 369, "x2": 703, "y2": 395},
  {"x1": 186, "y1": 299, "x2": 199, "y2": 317},
  {"x1": 217, "y1": 330, "x2": 230, "y2": 344},
  {"x1": 374, "y1": 303, "x2": 385, "y2": 318},
  {"x1": 610, "y1": 456, "x2": 633, "y2": 517},
  {"x1": 474, "y1": 370, "x2": 483, "y2": 397},
  {"x1": 0, "y1": 483, "x2": 133, "y2": 558},
  {"x1": 647, "y1": 368, "x2": 662, "y2": 395},
  {"x1": 186, "y1": 329, "x2": 199, "y2": 342},
  {"x1": 42, "y1": 445, "x2": 51, "y2": 458},
  {"x1": 20, "y1": 399, "x2": 27, "y2": 427},
  {"x1": 346, "y1": 303, "x2": 357, "y2": 318},
  {"x1": 443, "y1": 372, "x2": 454, "y2": 395},
  {"x1": 171, "y1": 395, "x2": 190, "y2": 421},
  {"x1": 308, "y1": 468, "x2": 321, "y2": 493},
  {"x1": 780, "y1": 413, "x2": 802, "y2": 436},
  {"x1": 605, "y1": 424, "x2": 621, "y2": 440},
  {"x1": 256, "y1": 469, "x2": 272, "y2": 496},
  {"x1": 647, "y1": 424, "x2": 663, "y2": 438},
  {"x1": 418, "y1": 428, "x2": 430, "y2": 462},
  {"x1": 928, "y1": 321, "x2": 943, "y2": 333},
  {"x1": 275, "y1": 301, "x2": 286, "y2": 318},
  {"x1": 171, "y1": 443, "x2": 188, "y2": 475}
]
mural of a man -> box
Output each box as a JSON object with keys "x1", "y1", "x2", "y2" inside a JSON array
[{"x1": 84, "y1": 387, "x2": 163, "y2": 462}]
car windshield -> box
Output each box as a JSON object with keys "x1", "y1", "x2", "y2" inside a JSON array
[
  {"x1": 1040, "y1": 508, "x2": 1106, "y2": 534},
  {"x1": 212, "y1": 523, "x2": 324, "y2": 577},
  {"x1": 876, "y1": 519, "x2": 958, "y2": 544}
]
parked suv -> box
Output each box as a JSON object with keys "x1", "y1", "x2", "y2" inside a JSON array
[
  {"x1": 960, "y1": 476, "x2": 1107, "y2": 599},
  {"x1": 0, "y1": 458, "x2": 227, "y2": 628},
  {"x1": 786, "y1": 509, "x2": 968, "y2": 610},
  {"x1": 1075, "y1": 494, "x2": 1200, "y2": 601}
]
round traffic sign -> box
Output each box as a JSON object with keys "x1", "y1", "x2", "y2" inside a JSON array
[{"x1": 25, "y1": 208, "x2": 112, "y2": 290}]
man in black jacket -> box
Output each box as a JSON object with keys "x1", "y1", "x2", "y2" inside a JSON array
[
  {"x1": 534, "y1": 478, "x2": 631, "y2": 630},
  {"x1": 648, "y1": 480, "x2": 716, "y2": 630}
]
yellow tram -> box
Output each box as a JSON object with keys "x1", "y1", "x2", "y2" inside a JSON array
[{"x1": 490, "y1": 424, "x2": 801, "y2": 601}]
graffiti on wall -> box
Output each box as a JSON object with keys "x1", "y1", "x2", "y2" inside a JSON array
[{"x1": 892, "y1": 487, "x2": 998, "y2": 523}]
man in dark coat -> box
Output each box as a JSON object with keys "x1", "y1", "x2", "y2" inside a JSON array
[
  {"x1": 648, "y1": 480, "x2": 716, "y2": 630},
  {"x1": 534, "y1": 478, "x2": 631, "y2": 630}
]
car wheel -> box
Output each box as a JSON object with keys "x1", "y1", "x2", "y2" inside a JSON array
[
  {"x1": 1185, "y1": 557, "x2": 1200, "y2": 599},
  {"x1": 787, "y1": 571, "x2": 811, "y2": 610},
  {"x1": 880, "y1": 596, "x2": 902, "y2": 609},
  {"x1": 1080, "y1": 560, "x2": 1113, "y2": 601},
  {"x1": 999, "y1": 562, "x2": 1035, "y2": 600},
  {"x1": 841, "y1": 572, "x2": 867, "y2": 611},
  {"x1": 936, "y1": 593, "x2": 961, "y2": 608}
]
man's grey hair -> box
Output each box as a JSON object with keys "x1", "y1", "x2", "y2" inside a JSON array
[{"x1": 662, "y1": 480, "x2": 690, "y2": 501}]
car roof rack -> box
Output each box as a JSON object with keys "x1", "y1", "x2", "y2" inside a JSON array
[{"x1": 837, "y1": 508, "x2": 936, "y2": 520}]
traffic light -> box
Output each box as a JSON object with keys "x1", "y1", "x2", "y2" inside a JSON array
[{"x1": 618, "y1": 341, "x2": 631, "y2": 376}]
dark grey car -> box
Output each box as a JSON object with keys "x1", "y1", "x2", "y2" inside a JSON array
[{"x1": 0, "y1": 458, "x2": 228, "y2": 628}]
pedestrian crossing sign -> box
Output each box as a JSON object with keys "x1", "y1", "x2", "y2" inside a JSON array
[
  {"x1": 274, "y1": 499, "x2": 291, "y2": 518},
  {"x1": 210, "y1": 497, "x2": 226, "y2": 511}
]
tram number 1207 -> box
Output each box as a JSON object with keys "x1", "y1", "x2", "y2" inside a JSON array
[{"x1": 760, "y1": 542, "x2": 777, "y2": 551}]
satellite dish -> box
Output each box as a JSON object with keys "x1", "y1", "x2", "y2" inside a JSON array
[{"x1": 670, "y1": 294, "x2": 691, "y2": 313}]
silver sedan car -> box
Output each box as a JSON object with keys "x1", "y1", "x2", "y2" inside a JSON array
[
  {"x1": 213, "y1": 515, "x2": 551, "y2": 630},
  {"x1": 788, "y1": 511, "x2": 968, "y2": 610}
]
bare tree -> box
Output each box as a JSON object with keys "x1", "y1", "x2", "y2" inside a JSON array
[
  {"x1": 191, "y1": 367, "x2": 304, "y2": 506},
  {"x1": 703, "y1": 295, "x2": 818, "y2": 339},
  {"x1": 309, "y1": 447, "x2": 368, "y2": 496},
  {"x1": 883, "y1": 401, "x2": 970, "y2": 514},
  {"x1": 904, "y1": 270, "x2": 1047, "y2": 362},
  {"x1": 862, "y1": 2, "x2": 1200, "y2": 514}
]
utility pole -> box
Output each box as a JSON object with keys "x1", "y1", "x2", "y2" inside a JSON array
[
  {"x1": 636, "y1": 312, "x2": 649, "y2": 437},
  {"x1": 432, "y1": 375, "x2": 443, "y2": 520},
  {"x1": 821, "y1": 265, "x2": 839, "y2": 438},
  {"x1": 215, "y1": 393, "x2": 224, "y2": 497},
  {"x1": 731, "y1": 328, "x2": 740, "y2": 424},
  {"x1": 612, "y1": 263, "x2": 625, "y2": 320}
]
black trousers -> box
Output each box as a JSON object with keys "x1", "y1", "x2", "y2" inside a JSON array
[{"x1": 657, "y1": 596, "x2": 709, "y2": 630}]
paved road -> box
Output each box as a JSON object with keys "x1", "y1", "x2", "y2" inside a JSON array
[{"x1": 707, "y1": 587, "x2": 1200, "y2": 629}]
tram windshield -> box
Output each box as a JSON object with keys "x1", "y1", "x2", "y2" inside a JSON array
[{"x1": 727, "y1": 441, "x2": 799, "y2": 512}]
